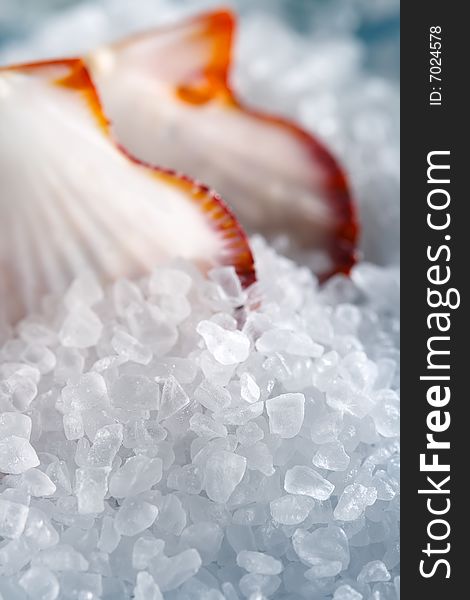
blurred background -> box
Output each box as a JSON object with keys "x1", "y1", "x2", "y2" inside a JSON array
[{"x1": 0, "y1": 0, "x2": 400, "y2": 267}]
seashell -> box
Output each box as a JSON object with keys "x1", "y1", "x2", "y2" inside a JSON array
[
  {"x1": 86, "y1": 9, "x2": 358, "y2": 279},
  {"x1": 0, "y1": 59, "x2": 255, "y2": 325}
]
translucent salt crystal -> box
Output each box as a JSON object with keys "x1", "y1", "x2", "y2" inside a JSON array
[
  {"x1": 152, "y1": 548, "x2": 202, "y2": 592},
  {"x1": 59, "y1": 307, "x2": 103, "y2": 348},
  {"x1": 75, "y1": 467, "x2": 110, "y2": 514},
  {"x1": 357, "y1": 560, "x2": 391, "y2": 583},
  {"x1": 126, "y1": 302, "x2": 178, "y2": 355},
  {"x1": 194, "y1": 380, "x2": 231, "y2": 411},
  {"x1": 111, "y1": 374, "x2": 159, "y2": 410},
  {"x1": 19, "y1": 468, "x2": 56, "y2": 497},
  {"x1": 256, "y1": 329, "x2": 323, "y2": 358},
  {"x1": 133, "y1": 536, "x2": 165, "y2": 570},
  {"x1": 134, "y1": 571, "x2": 163, "y2": 600},
  {"x1": 305, "y1": 559, "x2": 343, "y2": 579},
  {"x1": 63, "y1": 412, "x2": 84, "y2": 440},
  {"x1": 60, "y1": 572, "x2": 102, "y2": 599},
  {"x1": 326, "y1": 378, "x2": 374, "y2": 418},
  {"x1": 0, "y1": 412, "x2": 32, "y2": 439},
  {"x1": 239, "y1": 442, "x2": 274, "y2": 476},
  {"x1": 334, "y1": 483, "x2": 378, "y2": 521},
  {"x1": 292, "y1": 526, "x2": 350, "y2": 569},
  {"x1": 284, "y1": 466, "x2": 334, "y2": 500},
  {"x1": 21, "y1": 344, "x2": 56, "y2": 374},
  {"x1": 64, "y1": 271, "x2": 103, "y2": 311},
  {"x1": 333, "y1": 584, "x2": 363, "y2": 600},
  {"x1": 46, "y1": 460, "x2": 72, "y2": 495},
  {"x1": 153, "y1": 357, "x2": 198, "y2": 385},
  {"x1": 22, "y1": 507, "x2": 59, "y2": 552},
  {"x1": 240, "y1": 372, "x2": 261, "y2": 404},
  {"x1": 205, "y1": 451, "x2": 247, "y2": 503},
  {"x1": 180, "y1": 522, "x2": 223, "y2": 564},
  {"x1": 312, "y1": 442, "x2": 350, "y2": 471},
  {"x1": 0, "y1": 435, "x2": 39, "y2": 474},
  {"x1": 159, "y1": 376, "x2": 189, "y2": 420},
  {"x1": 0, "y1": 495, "x2": 29, "y2": 538},
  {"x1": 98, "y1": 516, "x2": 120, "y2": 553},
  {"x1": 86, "y1": 424, "x2": 123, "y2": 467},
  {"x1": 4, "y1": 373, "x2": 37, "y2": 411},
  {"x1": 372, "y1": 389, "x2": 400, "y2": 437},
  {"x1": 197, "y1": 321, "x2": 250, "y2": 365},
  {"x1": 237, "y1": 550, "x2": 283, "y2": 575},
  {"x1": 135, "y1": 420, "x2": 167, "y2": 447},
  {"x1": 152, "y1": 493, "x2": 185, "y2": 536},
  {"x1": 149, "y1": 266, "x2": 192, "y2": 296},
  {"x1": 190, "y1": 413, "x2": 228, "y2": 439},
  {"x1": 222, "y1": 582, "x2": 241, "y2": 600},
  {"x1": 113, "y1": 278, "x2": 143, "y2": 316},
  {"x1": 61, "y1": 372, "x2": 108, "y2": 412},
  {"x1": 111, "y1": 329, "x2": 153, "y2": 365},
  {"x1": 54, "y1": 347, "x2": 84, "y2": 384},
  {"x1": 109, "y1": 455, "x2": 163, "y2": 497},
  {"x1": 215, "y1": 401, "x2": 264, "y2": 426},
  {"x1": 211, "y1": 312, "x2": 238, "y2": 330},
  {"x1": 209, "y1": 266, "x2": 246, "y2": 305},
  {"x1": 114, "y1": 497, "x2": 158, "y2": 536},
  {"x1": 168, "y1": 464, "x2": 203, "y2": 495},
  {"x1": 270, "y1": 495, "x2": 314, "y2": 525},
  {"x1": 33, "y1": 544, "x2": 89, "y2": 571},
  {"x1": 19, "y1": 566, "x2": 60, "y2": 600},
  {"x1": 239, "y1": 573, "x2": 281, "y2": 598},
  {"x1": 199, "y1": 350, "x2": 236, "y2": 386},
  {"x1": 339, "y1": 351, "x2": 378, "y2": 391},
  {"x1": 266, "y1": 393, "x2": 305, "y2": 438},
  {"x1": 157, "y1": 293, "x2": 191, "y2": 324},
  {"x1": 236, "y1": 422, "x2": 264, "y2": 446}
]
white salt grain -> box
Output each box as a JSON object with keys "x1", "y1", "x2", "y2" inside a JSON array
[
  {"x1": 284, "y1": 465, "x2": 335, "y2": 500},
  {"x1": 0, "y1": 435, "x2": 39, "y2": 474},
  {"x1": 237, "y1": 550, "x2": 283, "y2": 575},
  {"x1": 266, "y1": 393, "x2": 305, "y2": 438},
  {"x1": 270, "y1": 494, "x2": 314, "y2": 525},
  {"x1": 240, "y1": 372, "x2": 261, "y2": 403},
  {"x1": 0, "y1": 412, "x2": 32, "y2": 440},
  {"x1": 59, "y1": 307, "x2": 103, "y2": 348},
  {"x1": 111, "y1": 374, "x2": 159, "y2": 410},
  {"x1": 159, "y1": 375, "x2": 189, "y2": 420},
  {"x1": 134, "y1": 571, "x2": 163, "y2": 600},
  {"x1": 205, "y1": 451, "x2": 247, "y2": 503},
  {"x1": 19, "y1": 566, "x2": 60, "y2": 600},
  {"x1": 357, "y1": 559, "x2": 391, "y2": 583},
  {"x1": 197, "y1": 321, "x2": 250, "y2": 365},
  {"x1": 19, "y1": 468, "x2": 56, "y2": 497},
  {"x1": 114, "y1": 498, "x2": 158, "y2": 536},
  {"x1": 334, "y1": 584, "x2": 363, "y2": 600},
  {"x1": 334, "y1": 483, "x2": 378, "y2": 521},
  {"x1": 109, "y1": 455, "x2": 163, "y2": 497}
]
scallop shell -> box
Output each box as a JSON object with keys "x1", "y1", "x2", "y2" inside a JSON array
[{"x1": 0, "y1": 59, "x2": 255, "y2": 325}]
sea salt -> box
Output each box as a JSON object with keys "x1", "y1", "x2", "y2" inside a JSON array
[
  {"x1": 205, "y1": 451, "x2": 247, "y2": 503},
  {"x1": 134, "y1": 571, "x2": 163, "y2": 600},
  {"x1": 59, "y1": 307, "x2": 103, "y2": 348},
  {"x1": 334, "y1": 483, "x2": 378, "y2": 521},
  {"x1": 19, "y1": 566, "x2": 60, "y2": 600},
  {"x1": 0, "y1": 435, "x2": 39, "y2": 474},
  {"x1": 237, "y1": 550, "x2": 283, "y2": 575},
  {"x1": 114, "y1": 497, "x2": 159, "y2": 536},
  {"x1": 0, "y1": 4, "x2": 400, "y2": 594},
  {"x1": 197, "y1": 321, "x2": 250, "y2": 365},
  {"x1": 266, "y1": 393, "x2": 305, "y2": 438},
  {"x1": 284, "y1": 465, "x2": 335, "y2": 500}
]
